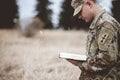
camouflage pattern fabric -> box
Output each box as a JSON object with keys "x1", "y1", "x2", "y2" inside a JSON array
[{"x1": 79, "y1": 10, "x2": 120, "y2": 80}]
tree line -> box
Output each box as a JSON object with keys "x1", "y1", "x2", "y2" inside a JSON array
[{"x1": 0, "y1": 0, "x2": 120, "y2": 30}]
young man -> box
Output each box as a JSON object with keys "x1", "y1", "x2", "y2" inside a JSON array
[{"x1": 66, "y1": 0, "x2": 120, "y2": 80}]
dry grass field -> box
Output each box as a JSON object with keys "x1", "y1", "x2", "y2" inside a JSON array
[{"x1": 0, "y1": 29, "x2": 87, "y2": 80}]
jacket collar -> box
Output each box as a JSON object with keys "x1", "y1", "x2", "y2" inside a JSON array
[{"x1": 89, "y1": 9, "x2": 106, "y2": 29}]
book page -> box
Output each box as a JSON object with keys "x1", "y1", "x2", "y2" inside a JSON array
[{"x1": 59, "y1": 52, "x2": 87, "y2": 61}]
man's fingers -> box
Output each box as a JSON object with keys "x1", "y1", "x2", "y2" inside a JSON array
[{"x1": 66, "y1": 59, "x2": 81, "y2": 66}]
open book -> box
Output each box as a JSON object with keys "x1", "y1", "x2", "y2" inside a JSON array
[{"x1": 59, "y1": 52, "x2": 87, "y2": 61}]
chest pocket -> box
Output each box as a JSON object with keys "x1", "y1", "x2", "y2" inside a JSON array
[{"x1": 87, "y1": 29, "x2": 98, "y2": 57}]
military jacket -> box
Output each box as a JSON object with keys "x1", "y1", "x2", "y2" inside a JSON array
[{"x1": 79, "y1": 10, "x2": 120, "y2": 80}]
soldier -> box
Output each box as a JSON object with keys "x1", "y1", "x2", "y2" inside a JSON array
[{"x1": 66, "y1": 0, "x2": 120, "y2": 80}]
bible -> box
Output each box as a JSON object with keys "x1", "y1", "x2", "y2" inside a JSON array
[{"x1": 59, "y1": 52, "x2": 87, "y2": 61}]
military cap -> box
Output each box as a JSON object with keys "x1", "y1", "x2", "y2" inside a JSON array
[{"x1": 71, "y1": 0, "x2": 86, "y2": 16}]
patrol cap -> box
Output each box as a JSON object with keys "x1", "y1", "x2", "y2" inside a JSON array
[{"x1": 71, "y1": 0, "x2": 86, "y2": 16}]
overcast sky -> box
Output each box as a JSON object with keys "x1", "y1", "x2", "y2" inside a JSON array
[
  {"x1": 49, "y1": 0, "x2": 64, "y2": 27},
  {"x1": 97, "y1": 0, "x2": 113, "y2": 14},
  {"x1": 16, "y1": 0, "x2": 38, "y2": 20}
]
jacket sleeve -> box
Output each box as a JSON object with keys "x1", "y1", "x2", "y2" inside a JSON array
[{"x1": 79, "y1": 22, "x2": 118, "y2": 73}]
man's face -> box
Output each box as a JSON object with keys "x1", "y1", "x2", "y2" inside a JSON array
[{"x1": 78, "y1": 3, "x2": 93, "y2": 22}]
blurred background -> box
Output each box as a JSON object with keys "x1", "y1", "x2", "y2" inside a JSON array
[
  {"x1": 0, "y1": 0, "x2": 120, "y2": 31},
  {"x1": 0, "y1": 0, "x2": 120, "y2": 80}
]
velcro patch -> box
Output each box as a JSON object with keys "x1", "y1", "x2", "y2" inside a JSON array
[
  {"x1": 98, "y1": 27, "x2": 114, "y2": 51},
  {"x1": 99, "y1": 33, "x2": 108, "y2": 44}
]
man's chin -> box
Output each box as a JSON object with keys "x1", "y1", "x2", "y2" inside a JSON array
[{"x1": 85, "y1": 19, "x2": 92, "y2": 23}]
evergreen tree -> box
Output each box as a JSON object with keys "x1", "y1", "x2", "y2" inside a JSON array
[
  {"x1": 0, "y1": 0, "x2": 18, "y2": 28},
  {"x1": 112, "y1": 0, "x2": 120, "y2": 23},
  {"x1": 59, "y1": 0, "x2": 73, "y2": 30},
  {"x1": 36, "y1": 0, "x2": 53, "y2": 29}
]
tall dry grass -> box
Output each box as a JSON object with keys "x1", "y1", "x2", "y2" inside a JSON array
[{"x1": 0, "y1": 29, "x2": 87, "y2": 80}]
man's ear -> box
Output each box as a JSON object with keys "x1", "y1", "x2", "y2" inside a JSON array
[{"x1": 86, "y1": 0, "x2": 93, "y2": 8}]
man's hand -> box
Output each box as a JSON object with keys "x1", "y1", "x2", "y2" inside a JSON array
[{"x1": 66, "y1": 59, "x2": 82, "y2": 66}]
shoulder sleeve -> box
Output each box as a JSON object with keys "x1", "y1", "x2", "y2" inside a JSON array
[{"x1": 98, "y1": 21, "x2": 115, "y2": 51}]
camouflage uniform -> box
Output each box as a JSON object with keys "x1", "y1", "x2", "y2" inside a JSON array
[{"x1": 79, "y1": 10, "x2": 120, "y2": 80}]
